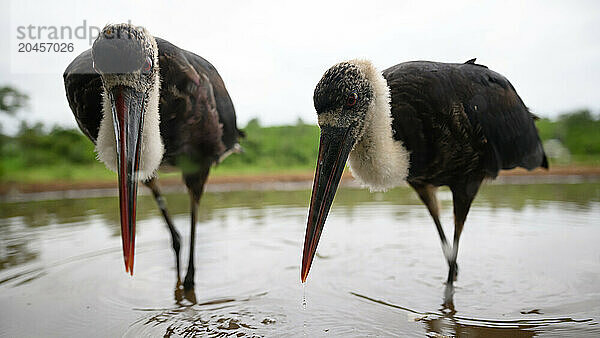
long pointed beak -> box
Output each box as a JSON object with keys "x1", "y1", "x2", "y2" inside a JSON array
[
  {"x1": 109, "y1": 85, "x2": 146, "y2": 275},
  {"x1": 301, "y1": 124, "x2": 356, "y2": 283}
]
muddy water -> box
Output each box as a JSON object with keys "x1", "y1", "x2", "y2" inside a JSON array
[{"x1": 0, "y1": 181, "x2": 599, "y2": 337}]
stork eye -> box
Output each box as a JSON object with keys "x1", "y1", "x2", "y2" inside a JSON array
[
  {"x1": 346, "y1": 92, "x2": 358, "y2": 107},
  {"x1": 142, "y1": 56, "x2": 152, "y2": 73}
]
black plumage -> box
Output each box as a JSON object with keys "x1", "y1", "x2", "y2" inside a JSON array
[{"x1": 384, "y1": 60, "x2": 547, "y2": 186}]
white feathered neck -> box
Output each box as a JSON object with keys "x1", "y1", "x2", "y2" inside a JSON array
[
  {"x1": 346, "y1": 59, "x2": 410, "y2": 191},
  {"x1": 95, "y1": 67, "x2": 164, "y2": 181}
]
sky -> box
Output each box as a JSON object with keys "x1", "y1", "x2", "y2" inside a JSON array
[{"x1": 1, "y1": 0, "x2": 599, "y2": 132}]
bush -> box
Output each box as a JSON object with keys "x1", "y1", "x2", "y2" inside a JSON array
[
  {"x1": 5, "y1": 122, "x2": 96, "y2": 167},
  {"x1": 536, "y1": 109, "x2": 600, "y2": 156}
]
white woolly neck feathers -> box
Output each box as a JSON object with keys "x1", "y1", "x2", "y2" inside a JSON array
[
  {"x1": 95, "y1": 47, "x2": 164, "y2": 181},
  {"x1": 345, "y1": 59, "x2": 410, "y2": 191}
]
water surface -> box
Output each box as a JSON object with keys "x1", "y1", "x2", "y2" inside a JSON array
[{"x1": 1, "y1": 181, "x2": 599, "y2": 336}]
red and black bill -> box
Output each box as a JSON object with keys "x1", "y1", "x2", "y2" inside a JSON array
[
  {"x1": 108, "y1": 85, "x2": 146, "y2": 275},
  {"x1": 301, "y1": 124, "x2": 356, "y2": 283}
]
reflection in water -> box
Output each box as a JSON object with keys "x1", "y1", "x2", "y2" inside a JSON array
[
  {"x1": 0, "y1": 181, "x2": 599, "y2": 336},
  {"x1": 139, "y1": 290, "x2": 271, "y2": 337},
  {"x1": 0, "y1": 222, "x2": 38, "y2": 270},
  {"x1": 174, "y1": 285, "x2": 198, "y2": 306},
  {"x1": 352, "y1": 292, "x2": 594, "y2": 337}
]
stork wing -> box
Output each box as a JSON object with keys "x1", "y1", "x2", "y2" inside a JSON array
[
  {"x1": 63, "y1": 49, "x2": 104, "y2": 143},
  {"x1": 155, "y1": 38, "x2": 241, "y2": 152},
  {"x1": 385, "y1": 61, "x2": 547, "y2": 179},
  {"x1": 154, "y1": 38, "x2": 227, "y2": 163},
  {"x1": 457, "y1": 63, "x2": 548, "y2": 171}
]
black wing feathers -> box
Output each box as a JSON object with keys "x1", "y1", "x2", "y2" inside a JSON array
[
  {"x1": 384, "y1": 61, "x2": 547, "y2": 183},
  {"x1": 155, "y1": 38, "x2": 240, "y2": 151},
  {"x1": 63, "y1": 49, "x2": 103, "y2": 142},
  {"x1": 459, "y1": 64, "x2": 547, "y2": 171}
]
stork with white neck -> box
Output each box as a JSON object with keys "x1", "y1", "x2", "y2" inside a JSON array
[
  {"x1": 64, "y1": 24, "x2": 243, "y2": 289},
  {"x1": 301, "y1": 59, "x2": 548, "y2": 294}
]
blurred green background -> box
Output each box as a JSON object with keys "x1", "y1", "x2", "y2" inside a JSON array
[{"x1": 1, "y1": 85, "x2": 599, "y2": 184}]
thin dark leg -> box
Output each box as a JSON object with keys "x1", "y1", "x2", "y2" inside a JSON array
[
  {"x1": 182, "y1": 167, "x2": 210, "y2": 290},
  {"x1": 410, "y1": 183, "x2": 452, "y2": 262},
  {"x1": 447, "y1": 178, "x2": 482, "y2": 284},
  {"x1": 442, "y1": 178, "x2": 482, "y2": 306},
  {"x1": 144, "y1": 177, "x2": 182, "y2": 284}
]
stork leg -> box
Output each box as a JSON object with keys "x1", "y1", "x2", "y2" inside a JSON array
[
  {"x1": 182, "y1": 165, "x2": 210, "y2": 290},
  {"x1": 410, "y1": 183, "x2": 453, "y2": 263},
  {"x1": 447, "y1": 178, "x2": 483, "y2": 284},
  {"x1": 144, "y1": 177, "x2": 182, "y2": 284}
]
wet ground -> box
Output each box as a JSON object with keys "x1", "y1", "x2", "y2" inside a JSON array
[{"x1": 1, "y1": 180, "x2": 599, "y2": 337}]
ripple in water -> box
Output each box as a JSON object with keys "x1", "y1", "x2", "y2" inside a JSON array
[{"x1": 0, "y1": 183, "x2": 599, "y2": 336}]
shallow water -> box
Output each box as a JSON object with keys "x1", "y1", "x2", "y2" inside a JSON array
[{"x1": 1, "y1": 181, "x2": 599, "y2": 337}]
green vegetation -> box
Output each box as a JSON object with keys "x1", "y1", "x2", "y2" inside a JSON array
[
  {"x1": 0, "y1": 85, "x2": 598, "y2": 184},
  {"x1": 536, "y1": 110, "x2": 600, "y2": 164},
  {"x1": 0, "y1": 119, "x2": 322, "y2": 183},
  {"x1": 211, "y1": 118, "x2": 320, "y2": 175}
]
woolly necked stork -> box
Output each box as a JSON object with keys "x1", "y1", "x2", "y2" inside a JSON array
[
  {"x1": 63, "y1": 24, "x2": 243, "y2": 289},
  {"x1": 301, "y1": 59, "x2": 548, "y2": 293}
]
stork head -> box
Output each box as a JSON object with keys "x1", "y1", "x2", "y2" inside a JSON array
[
  {"x1": 313, "y1": 61, "x2": 374, "y2": 138},
  {"x1": 302, "y1": 60, "x2": 389, "y2": 283},
  {"x1": 92, "y1": 23, "x2": 163, "y2": 275},
  {"x1": 92, "y1": 24, "x2": 159, "y2": 91}
]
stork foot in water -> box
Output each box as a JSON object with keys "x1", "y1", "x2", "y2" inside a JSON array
[
  {"x1": 144, "y1": 177, "x2": 182, "y2": 284},
  {"x1": 182, "y1": 167, "x2": 210, "y2": 290},
  {"x1": 409, "y1": 178, "x2": 480, "y2": 286},
  {"x1": 144, "y1": 167, "x2": 210, "y2": 291},
  {"x1": 175, "y1": 285, "x2": 197, "y2": 305}
]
